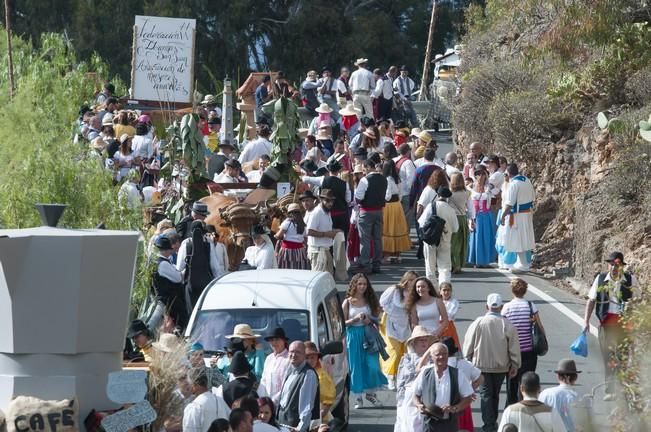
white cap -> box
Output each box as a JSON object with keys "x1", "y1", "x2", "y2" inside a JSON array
[{"x1": 486, "y1": 293, "x2": 503, "y2": 308}]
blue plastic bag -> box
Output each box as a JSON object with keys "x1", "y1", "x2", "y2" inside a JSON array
[{"x1": 570, "y1": 331, "x2": 588, "y2": 357}]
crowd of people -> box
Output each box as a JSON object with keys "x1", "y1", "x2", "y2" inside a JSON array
[{"x1": 78, "y1": 67, "x2": 638, "y2": 432}]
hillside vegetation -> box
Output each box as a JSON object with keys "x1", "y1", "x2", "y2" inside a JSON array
[{"x1": 455, "y1": 1, "x2": 651, "y2": 427}]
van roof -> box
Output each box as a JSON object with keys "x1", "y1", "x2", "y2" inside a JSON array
[{"x1": 200, "y1": 269, "x2": 336, "y2": 311}]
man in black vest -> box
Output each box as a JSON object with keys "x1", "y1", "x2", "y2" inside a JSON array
[
  {"x1": 152, "y1": 237, "x2": 188, "y2": 332},
  {"x1": 176, "y1": 201, "x2": 210, "y2": 240},
  {"x1": 413, "y1": 343, "x2": 474, "y2": 432},
  {"x1": 583, "y1": 251, "x2": 639, "y2": 401},
  {"x1": 277, "y1": 341, "x2": 319, "y2": 432},
  {"x1": 208, "y1": 140, "x2": 236, "y2": 180},
  {"x1": 222, "y1": 351, "x2": 258, "y2": 408},
  {"x1": 353, "y1": 159, "x2": 388, "y2": 273}
]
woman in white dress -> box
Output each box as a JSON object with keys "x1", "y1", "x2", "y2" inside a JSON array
[
  {"x1": 405, "y1": 277, "x2": 449, "y2": 338},
  {"x1": 394, "y1": 326, "x2": 436, "y2": 432},
  {"x1": 379, "y1": 270, "x2": 419, "y2": 389}
]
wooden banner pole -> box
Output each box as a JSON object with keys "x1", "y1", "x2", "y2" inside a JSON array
[{"x1": 5, "y1": 0, "x2": 16, "y2": 99}]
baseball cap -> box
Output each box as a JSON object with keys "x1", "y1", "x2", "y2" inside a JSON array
[{"x1": 486, "y1": 293, "x2": 503, "y2": 308}]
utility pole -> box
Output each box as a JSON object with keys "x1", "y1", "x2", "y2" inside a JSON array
[
  {"x1": 4, "y1": 0, "x2": 15, "y2": 99},
  {"x1": 418, "y1": 0, "x2": 436, "y2": 101}
]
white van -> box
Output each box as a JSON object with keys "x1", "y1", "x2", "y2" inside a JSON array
[{"x1": 186, "y1": 269, "x2": 350, "y2": 423}]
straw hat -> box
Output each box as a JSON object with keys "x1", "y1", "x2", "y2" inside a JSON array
[
  {"x1": 102, "y1": 114, "x2": 114, "y2": 127},
  {"x1": 406, "y1": 325, "x2": 436, "y2": 345},
  {"x1": 410, "y1": 127, "x2": 422, "y2": 138},
  {"x1": 418, "y1": 131, "x2": 433, "y2": 144},
  {"x1": 226, "y1": 323, "x2": 261, "y2": 339},
  {"x1": 152, "y1": 333, "x2": 180, "y2": 353},
  {"x1": 354, "y1": 58, "x2": 369, "y2": 66},
  {"x1": 353, "y1": 164, "x2": 364, "y2": 174},
  {"x1": 316, "y1": 128, "x2": 331, "y2": 140},
  {"x1": 287, "y1": 203, "x2": 302, "y2": 214},
  {"x1": 363, "y1": 129, "x2": 377, "y2": 140},
  {"x1": 315, "y1": 103, "x2": 333, "y2": 114},
  {"x1": 202, "y1": 94, "x2": 218, "y2": 105},
  {"x1": 339, "y1": 102, "x2": 361, "y2": 117}
]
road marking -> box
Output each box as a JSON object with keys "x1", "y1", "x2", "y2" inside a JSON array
[{"x1": 495, "y1": 269, "x2": 599, "y2": 338}]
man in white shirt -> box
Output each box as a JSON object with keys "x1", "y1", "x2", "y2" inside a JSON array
[
  {"x1": 499, "y1": 163, "x2": 535, "y2": 271},
  {"x1": 300, "y1": 190, "x2": 318, "y2": 226},
  {"x1": 306, "y1": 189, "x2": 338, "y2": 273},
  {"x1": 393, "y1": 143, "x2": 417, "y2": 217},
  {"x1": 418, "y1": 186, "x2": 459, "y2": 284},
  {"x1": 498, "y1": 372, "x2": 565, "y2": 432},
  {"x1": 444, "y1": 152, "x2": 461, "y2": 178},
  {"x1": 183, "y1": 368, "x2": 224, "y2": 432},
  {"x1": 349, "y1": 58, "x2": 375, "y2": 118},
  {"x1": 413, "y1": 343, "x2": 474, "y2": 432},
  {"x1": 372, "y1": 68, "x2": 395, "y2": 121},
  {"x1": 539, "y1": 359, "x2": 581, "y2": 432},
  {"x1": 316, "y1": 68, "x2": 344, "y2": 120},
  {"x1": 239, "y1": 125, "x2": 272, "y2": 164}
]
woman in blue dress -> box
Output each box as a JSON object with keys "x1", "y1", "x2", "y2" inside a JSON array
[
  {"x1": 342, "y1": 273, "x2": 387, "y2": 409},
  {"x1": 468, "y1": 168, "x2": 496, "y2": 266}
]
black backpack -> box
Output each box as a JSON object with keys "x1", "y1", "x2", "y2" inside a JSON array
[{"x1": 421, "y1": 201, "x2": 446, "y2": 246}]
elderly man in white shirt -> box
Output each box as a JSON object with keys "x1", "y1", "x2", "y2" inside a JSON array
[
  {"x1": 183, "y1": 367, "x2": 229, "y2": 432},
  {"x1": 499, "y1": 372, "x2": 565, "y2": 432},
  {"x1": 349, "y1": 58, "x2": 375, "y2": 118},
  {"x1": 413, "y1": 343, "x2": 474, "y2": 432}
]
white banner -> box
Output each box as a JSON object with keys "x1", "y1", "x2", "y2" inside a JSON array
[{"x1": 132, "y1": 15, "x2": 196, "y2": 103}]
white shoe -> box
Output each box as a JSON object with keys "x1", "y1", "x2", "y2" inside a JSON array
[
  {"x1": 354, "y1": 397, "x2": 363, "y2": 409},
  {"x1": 365, "y1": 393, "x2": 383, "y2": 407},
  {"x1": 387, "y1": 380, "x2": 396, "y2": 391}
]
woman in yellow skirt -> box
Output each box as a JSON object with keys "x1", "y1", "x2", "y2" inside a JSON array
[
  {"x1": 379, "y1": 270, "x2": 419, "y2": 390},
  {"x1": 381, "y1": 160, "x2": 412, "y2": 263}
]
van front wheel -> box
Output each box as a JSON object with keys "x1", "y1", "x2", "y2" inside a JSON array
[{"x1": 331, "y1": 374, "x2": 350, "y2": 427}]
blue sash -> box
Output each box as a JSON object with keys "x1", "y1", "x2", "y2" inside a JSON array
[{"x1": 510, "y1": 175, "x2": 533, "y2": 213}]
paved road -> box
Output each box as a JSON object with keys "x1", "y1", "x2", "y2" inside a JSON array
[{"x1": 336, "y1": 236, "x2": 611, "y2": 432}]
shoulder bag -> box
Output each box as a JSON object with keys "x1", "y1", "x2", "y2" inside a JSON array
[{"x1": 528, "y1": 301, "x2": 548, "y2": 356}]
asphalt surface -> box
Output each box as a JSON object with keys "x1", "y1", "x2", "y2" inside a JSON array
[{"x1": 335, "y1": 234, "x2": 612, "y2": 432}]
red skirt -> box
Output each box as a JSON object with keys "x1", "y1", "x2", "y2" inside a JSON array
[
  {"x1": 347, "y1": 224, "x2": 360, "y2": 261},
  {"x1": 458, "y1": 405, "x2": 474, "y2": 431}
]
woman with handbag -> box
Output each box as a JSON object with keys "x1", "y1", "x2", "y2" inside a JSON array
[{"x1": 501, "y1": 277, "x2": 548, "y2": 405}]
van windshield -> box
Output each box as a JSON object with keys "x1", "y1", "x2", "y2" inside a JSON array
[{"x1": 190, "y1": 309, "x2": 310, "y2": 354}]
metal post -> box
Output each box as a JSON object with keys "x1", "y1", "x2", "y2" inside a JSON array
[
  {"x1": 222, "y1": 76, "x2": 234, "y2": 144},
  {"x1": 418, "y1": 0, "x2": 437, "y2": 102},
  {"x1": 5, "y1": 0, "x2": 15, "y2": 99}
]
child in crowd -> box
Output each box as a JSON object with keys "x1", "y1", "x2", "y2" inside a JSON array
[{"x1": 439, "y1": 282, "x2": 461, "y2": 349}]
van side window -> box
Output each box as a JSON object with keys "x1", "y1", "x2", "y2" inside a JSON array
[
  {"x1": 317, "y1": 304, "x2": 329, "y2": 347},
  {"x1": 325, "y1": 291, "x2": 344, "y2": 340}
]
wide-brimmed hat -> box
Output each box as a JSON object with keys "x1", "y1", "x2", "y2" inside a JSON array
[
  {"x1": 363, "y1": 130, "x2": 377, "y2": 140},
  {"x1": 102, "y1": 114, "x2": 114, "y2": 127},
  {"x1": 326, "y1": 159, "x2": 342, "y2": 173},
  {"x1": 119, "y1": 133, "x2": 130, "y2": 144},
  {"x1": 300, "y1": 159, "x2": 319, "y2": 174},
  {"x1": 264, "y1": 327, "x2": 288, "y2": 341},
  {"x1": 353, "y1": 164, "x2": 364, "y2": 174},
  {"x1": 400, "y1": 65, "x2": 409, "y2": 72},
  {"x1": 319, "y1": 188, "x2": 336, "y2": 200},
  {"x1": 410, "y1": 127, "x2": 422, "y2": 137},
  {"x1": 305, "y1": 341, "x2": 321, "y2": 357},
  {"x1": 339, "y1": 103, "x2": 361, "y2": 117},
  {"x1": 202, "y1": 94, "x2": 218, "y2": 105},
  {"x1": 227, "y1": 323, "x2": 261, "y2": 339},
  {"x1": 354, "y1": 58, "x2": 369, "y2": 66},
  {"x1": 224, "y1": 339, "x2": 245, "y2": 354},
  {"x1": 606, "y1": 251, "x2": 626, "y2": 265},
  {"x1": 229, "y1": 351, "x2": 251, "y2": 376},
  {"x1": 407, "y1": 325, "x2": 436, "y2": 345},
  {"x1": 252, "y1": 225, "x2": 267, "y2": 237},
  {"x1": 298, "y1": 128, "x2": 309, "y2": 139},
  {"x1": 315, "y1": 103, "x2": 333, "y2": 114},
  {"x1": 152, "y1": 333, "x2": 180, "y2": 353},
  {"x1": 192, "y1": 202, "x2": 210, "y2": 216},
  {"x1": 316, "y1": 129, "x2": 331, "y2": 140},
  {"x1": 154, "y1": 236, "x2": 173, "y2": 250},
  {"x1": 286, "y1": 203, "x2": 302, "y2": 214},
  {"x1": 225, "y1": 159, "x2": 241, "y2": 169},
  {"x1": 554, "y1": 358, "x2": 582, "y2": 374},
  {"x1": 127, "y1": 319, "x2": 150, "y2": 338},
  {"x1": 418, "y1": 131, "x2": 432, "y2": 143},
  {"x1": 299, "y1": 190, "x2": 316, "y2": 201}
]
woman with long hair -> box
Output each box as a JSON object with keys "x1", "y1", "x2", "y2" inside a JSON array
[
  {"x1": 468, "y1": 168, "x2": 496, "y2": 267},
  {"x1": 275, "y1": 203, "x2": 309, "y2": 269},
  {"x1": 448, "y1": 172, "x2": 471, "y2": 273},
  {"x1": 381, "y1": 160, "x2": 412, "y2": 264},
  {"x1": 405, "y1": 277, "x2": 449, "y2": 338},
  {"x1": 379, "y1": 271, "x2": 419, "y2": 389},
  {"x1": 415, "y1": 169, "x2": 449, "y2": 219},
  {"x1": 360, "y1": 129, "x2": 379, "y2": 153},
  {"x1": 113, "y1": 134, "x2": 134, "y2": 182},
  {"x1": 113, "y1": 110, "x2": 136, "y2": 139},
  {"x1": 342, "y1": 273, "x2": 387, "y2": 408}
]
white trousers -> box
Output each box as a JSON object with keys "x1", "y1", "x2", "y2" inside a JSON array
[
  {"x1": 353, "y1": 94, "x2": 374, "y2": 118},
  {"x1": 423, "y1": 239, "x2": 452, "y2": 285}
]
